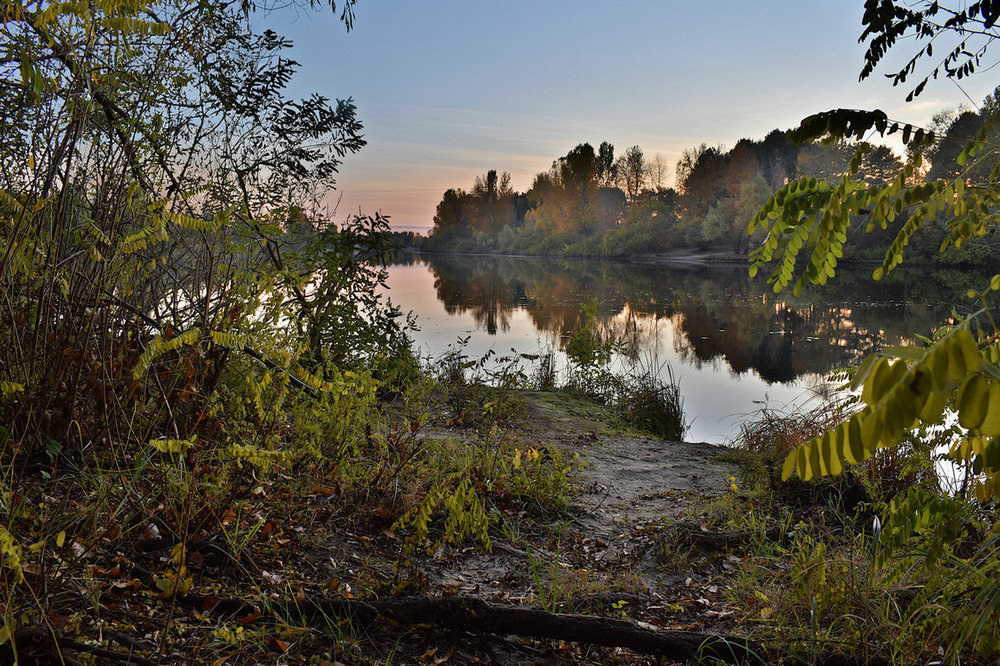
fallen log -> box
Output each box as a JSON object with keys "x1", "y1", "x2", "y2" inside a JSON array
[{"x1": 180, "y1": 593, "x2": 767, "y2": 664}]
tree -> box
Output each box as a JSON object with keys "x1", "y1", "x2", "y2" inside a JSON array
[
  {"x1": 0, "y1": 0, "x2": 381, "y2": 456},
  {"x1": 677, "y1": 145, "x2": 727, "y2": 218},
  {"x1": 795, "y1": 140, "x2": 855, "y2": 181},
  {"x1": 430, "y1": 188, "x2": 475, "y2": 241},
  {"x1": 756, "y1": 128, "x2": 799, "y2": 187},
  {"x1": 617, "y1": 145, "x2": 647, "y2": 200},
  {"x1": 675, "y1": 144, "x2": 707, "y2": 195},
  {"x1": 472, "y1": 169, "x2": 514, "y2": 235},
  {"x1": 559, "y1": 143, "x2": 599, "y2": 195},
  {"x1": 647, "y1": 153, "x2": 670, "y2": 193},
  {"x1": 704, "y1": 172, "x2": 770, "y2": 254},
  {"x1": 597, "y1": 141, "x2": 618, "y2": 187},
  {"x1": 857, "y1": 144, "x2": 904, "y2": 185}
]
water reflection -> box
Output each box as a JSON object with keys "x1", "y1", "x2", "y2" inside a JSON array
[
  {"x1": 389, "y1": 255, "x2": 982, "y2": 442},
  {"x1": 423, "y1": 255, "x2": 969, "y2": 382}
]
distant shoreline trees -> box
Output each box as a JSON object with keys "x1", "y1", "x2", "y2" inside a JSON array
[{"x1": 421, "y1": 98, "x2": 1000, "y2": 266}]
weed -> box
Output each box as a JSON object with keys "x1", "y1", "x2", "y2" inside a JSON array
[
  {"x1": 528, "y1": 545, "x2": 561, "y2": 613},
  {"x1": 615, "y1": 360, "x2": 687, "y2": 440}
]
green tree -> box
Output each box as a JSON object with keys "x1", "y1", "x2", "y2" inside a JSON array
[
  {"x1": 925, "y1": 109, "x2": 984, "y2": 179},
  {"x1": 0, "y1": 0, "x2": 377, "y2": 455},
  {"x1": 704, "y1": 172, "x2": 771, "y2": 253}
]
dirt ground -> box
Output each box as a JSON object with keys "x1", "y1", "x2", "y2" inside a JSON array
[{"x1": 323, "y1": 391, "x2": 750, "y2": 663}]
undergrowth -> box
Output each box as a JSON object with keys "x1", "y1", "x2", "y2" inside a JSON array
[{"x1": 687, "y1": 398, "x2": 1000, "y2": 664}]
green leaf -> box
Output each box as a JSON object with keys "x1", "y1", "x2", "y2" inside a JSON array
[
  {"x1": 919, "y1": 390, "x2": 948, "y2": 423},
  {"x1": 978, "y1": 383, "x2": 1000, "y2": 436},
  {"x1": 958, "y1": 374, "x2": 990, "y2": 431},
  {"x1": 852, "y1": 353, "x2": 881, "y2": 391},
  {"x1": 781, "y1": 449, "x2": 798, "y2": 481},
  {"x1": 847, "y1": 416, "x2": 865, "y2": 464},
  {"x1": 826, "y1": 430, "x2": 844, "y2": 476},
  {"x1": 883, "y1": 345, "x2": 924, "y2": 362}
]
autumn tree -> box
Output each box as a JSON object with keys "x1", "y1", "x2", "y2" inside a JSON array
[{"x1": 472, "y1": 169, "x2": 515, "y2": 235}]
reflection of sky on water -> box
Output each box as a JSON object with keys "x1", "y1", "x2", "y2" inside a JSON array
[{"x1": 384, "y1": 262, "x2": 832, "y2": 444}]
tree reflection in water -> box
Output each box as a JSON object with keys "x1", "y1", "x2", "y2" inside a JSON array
[
  {"x1": 390, "y1": 255, "x2": 983, "y2": 442},
  {"x1": 422, "y1": 254, "x2": 974, "y2": 384}
]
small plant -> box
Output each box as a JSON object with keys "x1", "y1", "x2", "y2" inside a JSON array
[
  {"x1": 615, "y1": 361, "x2": 687, "y2": 440},
  {"x1": 393, "y1": 478, "x2": 492, "y2": 554},
  {"x1": 528, "y1": 544, "x2": 561, "y2": 613}
]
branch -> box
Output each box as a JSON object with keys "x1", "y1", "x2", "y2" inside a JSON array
[{"x1": 179, "y1": 593, "x2": 768, "y2": 664}]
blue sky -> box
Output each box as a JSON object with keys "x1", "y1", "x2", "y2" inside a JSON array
[{"x1": 264, "y1": 2, "x2": 998, "y2": 231}]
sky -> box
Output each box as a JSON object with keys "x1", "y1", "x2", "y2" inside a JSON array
[{"x1": 263, "y1": 1, "x2": 1000, "y2": 232}]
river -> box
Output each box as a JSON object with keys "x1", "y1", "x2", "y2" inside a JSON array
[{"x1": 384, "y1": 254, "x2": 984, "y2": 444}]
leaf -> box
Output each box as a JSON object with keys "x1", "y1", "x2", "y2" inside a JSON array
[
  {"x1": 958, "y1": 374, "x2": 990, "y2": 431},
  {"x1": 149, "y1": 438, "x2": 195, "y2": 454},
  {"x1": 977, "y1": 382, "x2": 1000, "y2": 436},
  {"x1": 781, "y1": 449, "x2": 798, "y2": 481},
  {"x1": 824, "y1": 430, "x2": 843, "y2": 476},
  {"x1": 883, "y1": 345, "x2": 925, "y2": 362}
]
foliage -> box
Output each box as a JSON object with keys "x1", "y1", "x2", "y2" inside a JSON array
[
  {"x1": 393, "y1": 477, "x2": 493, "y2": 554},
  {"x1": 747, "y1": 4, "x2": 1000, "y2": 660},
  {"x1": 565, "y1": 299, "x2": 618, "y2": 367},
  {"x1": 0, "y1": 0, "x2": 429, "y2": 659},
  {"x1": 858, "y1": 0, "x2": 1000, "y2": 102}
]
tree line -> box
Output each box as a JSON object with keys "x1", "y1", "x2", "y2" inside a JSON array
[{"x1": 420, "y1": 97, "x2": 1000, "y2": 265}]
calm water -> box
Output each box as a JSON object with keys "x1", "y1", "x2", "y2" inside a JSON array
[{"x1": 384, "y1": 255, "x2": 982, "y2": 444}]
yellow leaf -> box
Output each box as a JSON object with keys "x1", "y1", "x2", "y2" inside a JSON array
[{"x1": 56, "y1": 531, "x2": 65, "y2": 548}]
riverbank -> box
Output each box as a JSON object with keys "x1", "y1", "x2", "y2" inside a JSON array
[
  {"x1": 3, "y1": 385, "x2": 956, "y2": 665},
  {"x1": 289, "y1": 389, "x2": 759, "y2": 664}
]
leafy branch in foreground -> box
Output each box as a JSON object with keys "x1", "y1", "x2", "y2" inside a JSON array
[{"x1": 749, "y1": 94, "x2": 1000, "y2": 664}]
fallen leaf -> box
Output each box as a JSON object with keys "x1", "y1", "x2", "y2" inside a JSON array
[{"x1": 239, "y1": 608, "x2": 262, "y2": 624}]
